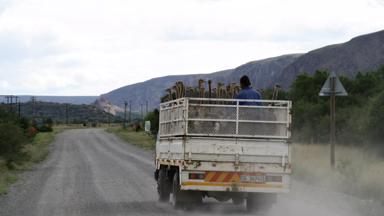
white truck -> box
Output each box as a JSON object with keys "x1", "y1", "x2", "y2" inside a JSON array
[{"x1": 154, "y1": 97, "x2": 292, "y2": 211}]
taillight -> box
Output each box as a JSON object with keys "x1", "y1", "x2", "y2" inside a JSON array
[{"x1": 189, "y1": 173, "x2": 205, "y2": 180}]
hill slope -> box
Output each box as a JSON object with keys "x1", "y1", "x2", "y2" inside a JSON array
[
  {"x1": 279, "y1": 30, "x2": 384, "y2": 88},
  {"x1": 101, "y1": 54, "x2": 301, "y2": 111},
  {"x1": 102, "y1": 30, "x2": 384, "y2": 111}
]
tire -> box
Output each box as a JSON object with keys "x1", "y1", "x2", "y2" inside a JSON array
[
  {"x1": 246, "y1": 193, "x2": 276, "y2": 213},
  {"x1": 246, "y1": 193, "x2": 258, "y2": 212},
  {"x1": 157, "y1": 168, "x2": 171, "y2": 202},
  {"x1": 171, "y1": 171, "x2": 184, "y2": 209},
  {"x1": 171, "y1": 171, "x2": 202, "y2": 210},
  {"x1": 232, "y1": 197, "x2": 244, "y2": 205}
]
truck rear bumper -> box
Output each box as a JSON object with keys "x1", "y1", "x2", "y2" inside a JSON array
[
  {"x1": 181, "y1": 181, "x2": 289, "y2": 193},
  {"x1": 180, "y1": 171, "x2": 290, "y2": 193}
]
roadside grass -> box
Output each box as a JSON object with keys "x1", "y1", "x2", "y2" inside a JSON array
[
  {"x1": 0, "y1": 128, "x2": 59, "y2": 195},
  {"x1": 0, "y1": 160, "x2": 18, "y2": 195},
  {"x1": 292, "y1": 143, "x2": 384, "y2": 201},
  {"x1": 107, "y1": 127, "x2": 156, "y2": 150}
]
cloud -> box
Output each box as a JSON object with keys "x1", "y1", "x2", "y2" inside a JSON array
[
  {"x1": 0, "y1": 0, "x2": 384, "y2": 95},
  {"x1": 0, "y1": 0, "x2": 11, "y2": 14},
  {"x1": 165, "y1": 29, "x2": 256, "y2": 42},
  {"x1": 0, "y1": 32, "x2": 62, "y2": 65}
]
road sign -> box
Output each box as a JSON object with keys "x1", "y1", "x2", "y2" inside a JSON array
[
  {"x1": 318, "y1": 71, "x2": 348, "y2": 169},
  {"x1": 319, "y1": 71, "x2": 348, "y2": 96},
  {"x1": 145, "y1": 121, "x2": 151, "y2": 133}
]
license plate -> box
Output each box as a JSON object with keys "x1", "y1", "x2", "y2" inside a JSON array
[{"x1": 240, "y1": 175, "x2": 265, "y2": 183}]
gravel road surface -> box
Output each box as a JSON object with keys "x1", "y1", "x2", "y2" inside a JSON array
[{"x1": 0, "y1": 129, "x2": 382, "y2": 216}]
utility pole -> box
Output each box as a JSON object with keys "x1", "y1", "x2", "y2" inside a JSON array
[
  {"x1": 10, "y1": 95, "x2": 13, "y2": 112},
  {"x1": 129, "y1": 100, "x2": 132, "y2": 123},
  {"x1": 108, "y1": 107, "x2": 111, "y2": 127},
  {"x1": 3, "y1": 95, "x2": 19, "y2": 114},
  {"x1": 145, "y1": 100, "x2": 148, "y2": 115},
  {"x1": 18, "y1": 100, "x2": 21, "y2": 118},
  {"x1": 140, "y1": 104, "x2": 143, "y2": 119},
  {"x1": 124, "y1": 101, "x2": 127, "y2": 129},
  {"x1": 65, "y1": 103, "x2": 69, "y2": 125},
  {"x1": 31, "y1": 96, "x2": 36, "y2": 118},
  {"x1": 5, "y1": 95, "x2": 16, "y2": 112}
]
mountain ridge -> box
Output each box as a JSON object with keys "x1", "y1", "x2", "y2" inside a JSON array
[{"x1": 102, "y1": 30, "x2": 384, "y2": 111}]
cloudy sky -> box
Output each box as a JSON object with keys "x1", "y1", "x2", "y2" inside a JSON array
[{"x1": 0, "y1": 0, "x2": 384, "y2": 96}]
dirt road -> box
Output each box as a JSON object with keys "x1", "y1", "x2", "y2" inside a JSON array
[{"x1": 0, "y1": 129, "x2": 382, "y2": 216}]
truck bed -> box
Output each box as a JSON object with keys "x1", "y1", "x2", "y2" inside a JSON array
[{"x1": 156, "y1": 97, "x2": 292, "y2": 193}]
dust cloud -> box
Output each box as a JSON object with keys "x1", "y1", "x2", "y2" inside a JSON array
[
  {"x1": 267, "y1": 181, "x2": 383, "y2": 216},
  {"x1": 177, "y1": 179, "x2": 383, "y2": 216}
]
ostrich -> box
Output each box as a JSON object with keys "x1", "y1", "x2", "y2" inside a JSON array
[
  {"x1": 272, "y1": 84, "x2": 281, "y2": 100},
  {"x1": 171, "y1": 85, "x2": 177, "y2": 100},
  {"x1": 165, "y1": 88, "x2": 172, "y2": 101},
  {"x1": 234, "y1": 85, "x2": 240, "y2": 97},
  {"x1": 198, "y1": 79, "x2": 205, "y2": 98},
  {"x1": 175, "y1": 81, "x2": 186, "y2": 99},
  {"x1": 228, "y1": 83, "x2": 238, "y2": 99},
  {"x1": 208, "y1": 80, "x2": 212, "y2": 99},
  {"x1": 216, "y1": 82, "x2": 224, "y2": 99},
  {"x1": 186, "y1": 86, "x2": 194, "y2": 97},
  {"x1": 211, "y1": 88, "x2": 217, "y2": 98},
  {"x1": 226, "y1": 84, "x2": 231, "y2": 98}
]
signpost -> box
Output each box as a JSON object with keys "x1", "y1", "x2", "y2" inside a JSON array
[{"x1": 319, "y1": 71, "x2": 348, "y2": 169}]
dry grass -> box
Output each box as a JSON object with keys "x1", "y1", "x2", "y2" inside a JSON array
[
  {"x1": 292, "y1": 143, "x2": 384, "y2": 201},
  {"x1": 0, "y1": 159, "x2": 18, "y2": 194},
  {"x1": 107, "y1": 127, "x2": 156, "y2": 150}
]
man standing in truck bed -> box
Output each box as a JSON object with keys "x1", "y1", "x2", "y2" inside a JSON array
[{"x1": 235, "y1": 75, "x2": 262, "y2": 105}]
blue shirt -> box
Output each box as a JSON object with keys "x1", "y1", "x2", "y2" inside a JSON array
[{"x1": 235, "y1": 86, "x2": 262, "y2": 105}]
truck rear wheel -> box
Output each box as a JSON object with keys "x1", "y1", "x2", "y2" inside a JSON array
[
  {"x1": 171, "y1": 171, "x2": 202, "y2": 209},
  {"x1": 171, "y1": 171, "x2": 183, "y2": 209},
  {"x1": 246, "y1": 193, "x2": 276, "y2": 213},
  {"x1": 157, "y1": 168, "x2": 171, "y2": 202}
]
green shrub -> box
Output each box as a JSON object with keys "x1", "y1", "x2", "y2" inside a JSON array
[
  {"x1": 144, "y1": 109, "x2": 159, "y2": 135},
  {"x1": 367, "y1": 90, "x2": 384, "y2": 145},
  {"x1": 0, "y1": 122, "x2": 28, "y2": 168}
]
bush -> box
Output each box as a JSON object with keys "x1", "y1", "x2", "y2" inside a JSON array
[
  {"x1": 144, "y1": 109, "x2": 159, "y2": 135},
  {"x1": 0, "y1": 122, "x2": 28, "y2": 168},
  {"x1": 367, "y1": 90, "x2": 384, "y2": 145},
  {"x1": 38, "y1": 125, "x2": 53, "y2": 132},
  {"x1": 32, "y1": 118, "x2": 53, "y2": 132}
]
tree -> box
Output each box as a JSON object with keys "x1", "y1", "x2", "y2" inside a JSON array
[
  {"x1": 367, "y1": 90, "x2": 384, "y2": 145},
  {"x1": 0, "y1": 108, "x2": 28, "y2": 168},
  {"x1": 144, "y1": 109, "x2": 160, "y2": 135}
]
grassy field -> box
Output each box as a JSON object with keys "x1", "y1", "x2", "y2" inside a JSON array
[
  {"x1": 292, "y1": 144, "x2": 384, "y2": 201},
  {"x1": 0, "y1": 129, "x2": 58, "y2": 195},
  {"x1": 107, "y1": 127, "x2": 156, "y2": 150}
]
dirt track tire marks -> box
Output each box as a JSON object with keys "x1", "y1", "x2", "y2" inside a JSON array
[
  {"x1": 0, "y1": 129, "x2": 382, "y2": 216},
  {"x1": 0, "y1": 129, "x2": 172, "y2": 216}
]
